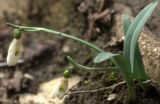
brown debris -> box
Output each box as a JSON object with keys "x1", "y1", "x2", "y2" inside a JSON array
[
  {"x1": 87, "y1": 9, "x2": 112, "y2": 39},
  {"x1": 77, "y1": 0, "x2": 114, "y2": 40},
  {"x1": 0, "y1": 69, "x2": 34, "y2": 103}
]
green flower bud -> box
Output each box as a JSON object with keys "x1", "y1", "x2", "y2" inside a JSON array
[
  {"x1": 14, "y1": 29, "x2": 21, "y2": 39},
  {"x1": 63, "y1": 69, "x2": 71, "y2": 78}
]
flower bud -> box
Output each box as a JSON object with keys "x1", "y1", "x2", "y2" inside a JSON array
[
  {"x1": 7, "y1": 39, "x2": 22, "y2": 66},
  {"x1": 52, "y1": 78, "x2": 69, "y2": 99},
  {"x1": 14, "y1": 29, "x2": 21, "y2": 39},
  {"x1": 63, "y1": 69, "x2": 71, "y2": 78}
]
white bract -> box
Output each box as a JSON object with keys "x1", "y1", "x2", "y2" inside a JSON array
[
  {"x1": 52, "y1": 78, "x2": 69, "y2": 99},
  {"x1": 7, "y1": 39, "x2": 22, "y2": 66}
]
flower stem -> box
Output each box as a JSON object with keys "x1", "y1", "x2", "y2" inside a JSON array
[
  {"x1": 7, "y1": 23, "x2": 104, "y2": 53},
  {"x1": 124, "y1": 74, "x2": 136, "y2": 101}
]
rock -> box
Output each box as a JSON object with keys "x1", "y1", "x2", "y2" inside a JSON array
[
  {"x1": 107, "y1": 94, "x2": 118, "y2": 101},
  {"x1": 139, "y1": 29, "x2": 160, "y2": 87}
]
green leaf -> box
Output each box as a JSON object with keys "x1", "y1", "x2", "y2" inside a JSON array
[
  {"x1": 123, "y1": 3, "x2": 153, "y2": 61},
  {"x1": 124, "y1": 74, "x2": 136, "y2": 100},
  {"x1": 67, "y1": 56, "x2": 120, "y2": 72},
  {"x1": 123, "y1": 15, "x2": 131, "y2": 36},
  {"x1": 130, "y1": 1, "x2": 158, "y2": 79},
  {"x1": 94, "y1": 52, "x2": 118, "y2": 63},
  {"x1": 94, "y1": 52, "x2": 131, "y2": 73},
  {"x1": 133, "y1": 45, "x2": 148, "y2": 81}
]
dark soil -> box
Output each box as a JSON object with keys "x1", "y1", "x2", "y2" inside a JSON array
[
  {"x1": 0, "y1": 0, "x2": 160, "y2": 104},
  {"x1": 65, "y1": 78, "x2": 160, "y2": 104}
]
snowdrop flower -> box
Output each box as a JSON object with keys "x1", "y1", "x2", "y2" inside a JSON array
[
  {"x1": 52, "y1": 78, "x2": 69, "y2": 99},
  {"x1": 7, "y1": 38, "x2": 22, "y2": 66}
]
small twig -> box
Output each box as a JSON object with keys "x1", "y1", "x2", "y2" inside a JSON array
[
  {"x1": 87, "y1": 8, "x2": 111, "y2": 39},
  {"x1": 66, "y1": 81, "x2": 125, "y2": 95},
  {"x1": 0, "y1": 59, "x2": 24, "y2": 68}
]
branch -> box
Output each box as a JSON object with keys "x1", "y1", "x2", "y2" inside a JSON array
[
  {"x1": 0, "y1": 59, "x2": 24, "y2": 68},
  {"x1": 66, "y1": 81, "x2": 125, "y2": 95}
]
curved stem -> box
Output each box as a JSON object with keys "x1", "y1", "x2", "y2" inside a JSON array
[
  {"x1": 67, "y1": 56, "x2": 120, "y2": 72},
  {"x1": 41, "y1": 28, "x2": 104, "y2": 52},
  {"x1": 7, "y1": 23, "x2": 104, "y2": 53}
]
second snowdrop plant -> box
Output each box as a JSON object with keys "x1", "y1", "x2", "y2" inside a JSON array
[
  {"x1": 6, "y1": 0, "x2": 158, "y2": 101},
  {"x1": 52, "y1": 69, "x2": 70, "y2": 99},
  {"x1": 52, "y1": 77, "x2": 69, "y2": 99}
]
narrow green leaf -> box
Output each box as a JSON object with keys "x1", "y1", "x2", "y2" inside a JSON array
[
  {"x1": 124, "y1": 74, "x2": 136, "y2": 100},
  {"x1": 113, "y1": 55, "x2": 131, "y2": 73},
  {"x1": 123, "y1": 15, "x2": 131, "y2": 36},
  {"x1": 130, "y1": 1, "x2": 158, "y2": 79},
  {"x1": 123, "y1": 3, "x2": 152, "y2": 61},
  {"x1": 133, "y1": 45, "x2": 148, "y2": 81},
  {"x1": 67, "y1": 56, "x2": 120, "y2": 71},
  {"x1": 94, "y1": 52, "x2": 118, "y2": 63}
]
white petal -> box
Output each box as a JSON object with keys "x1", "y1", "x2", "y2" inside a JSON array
[
  {"x1": 57, "y1": 78, "x2": 68, "y2": 99},
  {"x1": 7, "y1": 39, "x2": 22, "y2": 66},
  {"x1": 52, "y1": 78, "x2": 69, "y2": 99},
  {"x1": 52, "y1": 81, "x2": 61, "y2": 98}
]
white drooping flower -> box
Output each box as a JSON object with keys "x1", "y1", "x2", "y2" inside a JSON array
[
  {"x1": 52, "y1": 78, "x2": 69, "y2": 99},
  {"x1": 7, "y1": 39, "x2": 22, "y2": 66}
]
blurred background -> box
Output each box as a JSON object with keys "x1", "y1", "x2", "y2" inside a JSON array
[{"x1": 0, "y1": 0, "x2": 159, "y2": 103}]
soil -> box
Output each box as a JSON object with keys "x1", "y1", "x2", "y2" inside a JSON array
[{"x1": 0, "y1": 0, "x2": 160, "y2": 104}]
